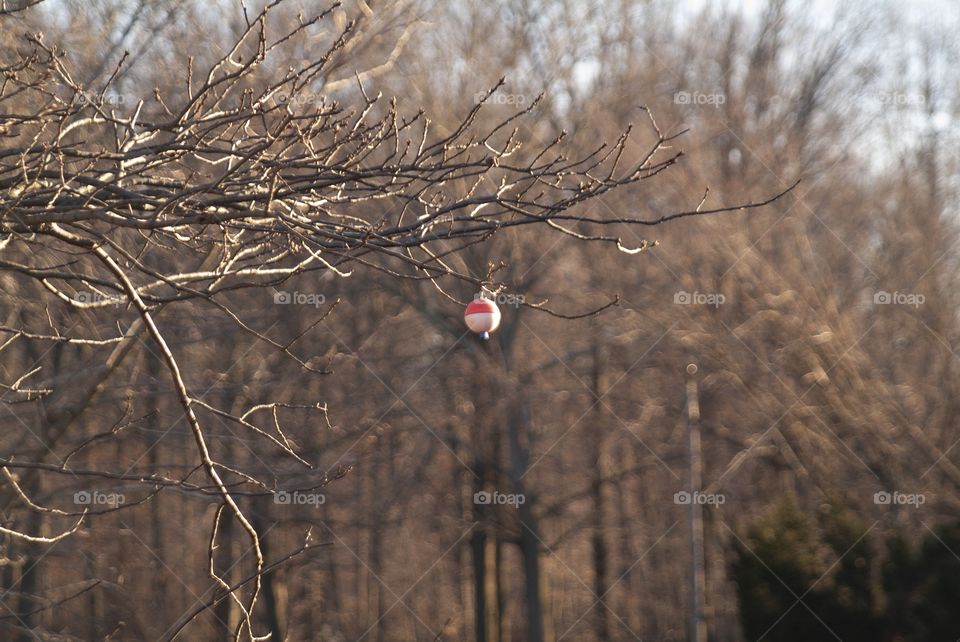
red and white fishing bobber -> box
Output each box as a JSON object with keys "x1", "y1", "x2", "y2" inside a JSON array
[{"x1": 464, "y1": 295, "x2": 501, "y2": 341}]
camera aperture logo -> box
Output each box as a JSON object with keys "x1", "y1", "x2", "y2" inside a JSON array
[
  {"x1": 474, "y1": 490, "x2": 525, "y2": 507},
  {"x1": 674, "y1": 490, "x2": 725, "y2": 506},
  {"x1": 874, "y1": 491, "x2": 924, "y2": 507},
  {"x1": 273, "y1": 290, "x2": 326, "y2": 308},
  {"x1": 274, "y1": 491, "x2": 326, "y2": 506},
  {"x1": 674, "y1": 291, "x2": 725, "y2": 308},
  {"x1": 74, "y1": 490, "x2": 125, "y2": 507}
]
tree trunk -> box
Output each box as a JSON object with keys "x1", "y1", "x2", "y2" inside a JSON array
[
  {"x1": 506, "y1": 382, "x2": 545, "y2": 641},
  {"x1": 471, "y1": 527, "x2": 501, "y2": 642},
  {"x1": 686, "y1": 364, "x2": 707, "y2": 642},
  {"x1": 589, "y1": 332, "x2": 610, "y2": 641},
  {"x1": 253, "y1": 513, "x2": 284, "y2": 641},
  {"x1": 472, "y1": 341, "x2": 502, "y2": 642}
]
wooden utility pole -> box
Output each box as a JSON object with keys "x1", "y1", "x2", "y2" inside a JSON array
[{"x1": 685, "y1": 363, "x2": 707, "y2": 642}]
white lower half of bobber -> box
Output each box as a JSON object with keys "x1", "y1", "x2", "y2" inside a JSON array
[{"x1": 465, "y1": 311, "x2": 501, "y2": 334}]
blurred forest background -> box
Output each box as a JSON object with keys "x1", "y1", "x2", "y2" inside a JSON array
[{"x1": 2, "y1": 0, "x2": 960, "y2": 640}]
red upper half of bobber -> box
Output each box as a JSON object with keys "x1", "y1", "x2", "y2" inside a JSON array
[{"x1": 465, "y1": 298, "x2": 499, "y2": 316}]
